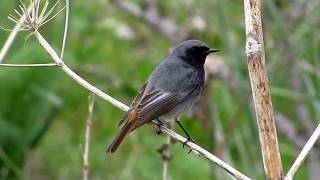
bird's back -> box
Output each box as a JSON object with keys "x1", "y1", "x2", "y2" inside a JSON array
[{"x1": 146, "y1": 57, "x2": 205, "y2": 95}]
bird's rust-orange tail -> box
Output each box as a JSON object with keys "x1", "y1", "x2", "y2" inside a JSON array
[{"x1": 106, "y1": 110, "x2": 138, "y2": 153}]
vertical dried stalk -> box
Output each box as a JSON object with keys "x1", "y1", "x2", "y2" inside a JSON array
[
  {"x1": 243, "y1": 0, "x2": 282, "y2": 179},
  {"x1": 162, "y1": 135, "x2": 171, "y2": 180},
  {"x1": 83, "y1": 94, "x2": 95, "y2": 180}
]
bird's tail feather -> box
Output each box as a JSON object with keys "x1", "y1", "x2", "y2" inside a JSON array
[{"x1": 106, "y1": 120, "x2": 134, "y2": 153}]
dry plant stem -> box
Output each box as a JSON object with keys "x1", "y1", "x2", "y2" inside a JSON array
[
  {"x1": 162, "y1": 135, "x2": 171, "y2": 180},
  {"x1": 0, "y1": 27, "x2": 19, "y2": 63},
  {"x1": 243, "y1": 0, "x2": 283, "y2": 179},
  {"x1": 60, "y1": 0, "x2": 69, "y2": 58},
  {"x1": 285, "y1": 123, "x2": 320, "y2": 180},
  {"x1": 32, "y1": 30, "x2": 250, "y2": 179},
  {"x1": 160, "y1": 122, "x2": 173, "y2": 180},
  {"x1": 0, "y1": 63, "x2": 57, "y2": 67},
  {"x1": 83, "y1": 95, "x2": 95, "y2": 180},
  {"x1": 153, "y1": 123, "x2": 251, "y2": 180}
]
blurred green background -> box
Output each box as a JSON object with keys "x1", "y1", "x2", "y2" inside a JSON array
[{"x1": 0, "y1": 0, "x2": 320, "y2": 179}]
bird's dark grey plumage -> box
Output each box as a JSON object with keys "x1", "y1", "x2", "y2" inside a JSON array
[{"x1": 107, "y1": 40, "x2": 219, "y2": 153}]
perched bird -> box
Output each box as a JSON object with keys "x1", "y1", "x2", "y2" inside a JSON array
[{"x1": 107, "y1": 40, "x2": 219, "y2": 153}]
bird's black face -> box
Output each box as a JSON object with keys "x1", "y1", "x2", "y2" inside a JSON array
[
  {"x1": 186, "y1": 45, "x2": 210, "y2": 60},
  {"x1": 172, "y1": 40, "x2": 219, "y2": 66}
]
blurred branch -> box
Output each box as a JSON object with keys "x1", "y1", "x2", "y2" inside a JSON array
[
  {"x1": 83, "y1": 94, "x2": 95, "y2": 180},
  {"x1": 157, "y1": 123, "x2": 172, "y2": 180},
  {"x1": 243, "y1": 0, "x2": 282, "y2": 179},
  {"x1": 113, "y1": 0, "x2": 187, "y2": 43},
  {"x1": 300, "y1": 61, "x2": 320, "y2": 78},
  {"x1": 0, "y1": 63, "x2": 58, "y2": 67},
  {"x1": 285, "y1": 123, "x2": 320, "y2": 180},
  {"x1": 215, "y1": 100, "x2": 248, "y2": 157},
  {"x1": 275, "y1": 113, "x2": 305, "y2": 149},
  {"x1": 30, "y1": 108, "x2": 59, "y2": 148},
  {"x1": 286, "y1": 0, "x2": 316, "y2": 25},
  {"x1": 0, "y1": 148, "x2": 23, "y2": 178}
]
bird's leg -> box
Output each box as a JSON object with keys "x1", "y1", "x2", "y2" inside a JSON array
[
  {"x1": 175, "y1": 119, "x2": 194, "y2": 151},
  {"x1": 156, "y1": 118, "x2": 164, "y2": 134}
]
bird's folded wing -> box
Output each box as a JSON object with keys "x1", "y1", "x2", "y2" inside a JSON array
[
  {"x1": 118, "y1": 82, "x2": 148, "y2": 127},
  {"x1": 131, "y1": 89, "x2": 188, "y2": 130}
]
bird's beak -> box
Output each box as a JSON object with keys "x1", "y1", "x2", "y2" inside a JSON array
[{"x1": 207, "y1": 48, "x2": 220, "y2": 54}]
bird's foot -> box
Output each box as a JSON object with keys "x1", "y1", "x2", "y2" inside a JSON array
[
  {"x1": 156, "y1": 118, "x2": 164, "y2": 134},
  {"x1": 183, "y1": 137, "x2": 195, "y2": 154},
  {"x1": 182, "y1": 137, "x2": 194, "y2": 148}
]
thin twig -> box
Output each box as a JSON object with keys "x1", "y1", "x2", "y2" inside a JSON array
[
  {"x1": 163, "y1": 135, "x2": 170, "y2": 180},
  {"x1": 83, "y1": 94, "x2": 95, "y2": 180},
  {"x1": 34, "y1": 31, "x2": 129, "y2": 111},
  {"x1": 243, "y1": 0, "x2": 282, "y2": 179},
  {"x1": 0, "y1": 63, "x2": 57, "y2": 67},
  {"x1": 163, "y1": 136, "x2": 170, "y2": 180},
  {"x1": 157, "y1": 123, "x2": 173, "y2": 180},
  {"x1": 60, "y1": 0, "x2": 69, "y2": 58},
  {"x1": 285, "y1": 123, "x2": 320, "y2": 180},
  {"x1": 153, "y1": 123, "x2": 251, "y2": 180}
]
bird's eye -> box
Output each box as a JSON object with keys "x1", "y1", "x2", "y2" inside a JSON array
[
  {"x1": 191, "y1": 47, "x2": 198, "y2": 53},
  {"x1": 191, "y1": 47, "x2": 208, "y2": 54}
]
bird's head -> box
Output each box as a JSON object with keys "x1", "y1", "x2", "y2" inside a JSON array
[{"x1": 170, "y1": 39, "x2": 219, "y2": 66}]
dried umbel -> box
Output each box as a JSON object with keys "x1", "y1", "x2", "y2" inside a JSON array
[{"x1": 2, "y1": 0, "x2": 65, "y2": 32}]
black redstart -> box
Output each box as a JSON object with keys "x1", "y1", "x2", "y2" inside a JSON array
[{"x1": 107, "y1": 39, "x2": 219, "y2": 153}]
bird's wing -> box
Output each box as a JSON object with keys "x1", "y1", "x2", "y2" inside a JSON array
[
  {"x1": 107, "y1": 84, "x2": 188, "y2": 153},
  {"x1": 130, "y1": 87, "x2": 191, "y2": 130},
  {"x1": 119, "y1": 80, "x2": 190, "y2": 128},
  {"x1": 117, "y1": 82, "x2": 148, "y2": 127}
]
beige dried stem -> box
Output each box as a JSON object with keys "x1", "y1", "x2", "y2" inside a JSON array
[
  {"x1": 157, "y1": 123, "x2": 173, "y2": 180},
  {"x1": 1, "y1": 0, "x2": 251, "y2": 179},
  {"x1": 285, "y1": 123, "x2": 320, "y2": 180},
  {"x1": 243, "y1": 0, "x2": 283, "y2": 179},
  {"x1": 83, "y1": 94, "x2": 95, "y2": 180}
]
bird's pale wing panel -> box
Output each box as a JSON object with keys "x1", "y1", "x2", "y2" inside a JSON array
[{"x1": 132, "y1": 90, "x2": 187, "y2": 130}]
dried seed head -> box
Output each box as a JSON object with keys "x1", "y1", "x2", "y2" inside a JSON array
[{"x1": 1, "y1": 0, "x2": 65, "y2": 32}]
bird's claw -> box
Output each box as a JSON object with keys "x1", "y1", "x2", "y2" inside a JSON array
[
  {"x1": 156, "y1": 128, "x2": 162, "y2": 134},
  {"x1": 182, "y1": 137, "x2": 194, "y2": 149},
  {"x1": 156, "y1": 119, "x2": 163, "y2": 134}
]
